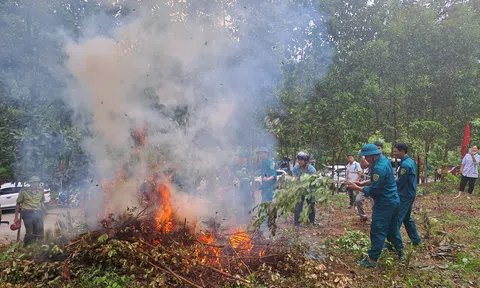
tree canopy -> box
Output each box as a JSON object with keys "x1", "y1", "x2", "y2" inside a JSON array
[{"x1": 1, "y1": 0, "x2": 479, "y2": 186}]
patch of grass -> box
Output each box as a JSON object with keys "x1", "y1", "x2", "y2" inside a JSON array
[
  {"x1": 335, "y1": 230, "x2": 369, "y2": 258},
  {"x1": 455, "y1": 252, "x2": 480, "y2": 273},
  {"x1": 405, "y1": 275, "x2": 423, "y2": 288},
  {"x1": 439, "y1": 211, "x2": 462, "y2": 223},
  {"x1": 329, "y1": 193, "x2": 348, "y2": 210}
]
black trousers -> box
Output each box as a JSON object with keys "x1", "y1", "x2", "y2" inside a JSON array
[
  {"x1": 347, "y1": 189, "x2": 356, "y2": 206},
  {"x1": 21, "y1": 210, "x2": 44, "y2": 246},
  {"x1": 459, "y1": 175, "x2": 477, "y2": 194}
]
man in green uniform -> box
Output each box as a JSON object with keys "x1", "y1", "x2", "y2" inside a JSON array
[
  {"x1": 14, "y1": 176, "x2": 45, "y2": 245},
  {"x1": 392, "y1": 143, "x2": 422, "y2": 245},
  {"x1": 347, "y1": 144, "x2": 403, "y2": 267}
]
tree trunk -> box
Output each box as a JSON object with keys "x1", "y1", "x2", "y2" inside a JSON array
[
  {"x1": 293, "y1": 117, "x2": 300, "y2": 166},
  {"x1": 331, "y1": 150, "x2": 336, "y2": 178},
  {"x1": 443, "y1": 142, "x2": 448, "y2": 163},
  {"x1": 424, "y1": 141, "x2": 429, "y2": 184},
  {"x1": 417, "y1": 155, "x2": 421, "y2": 185}
]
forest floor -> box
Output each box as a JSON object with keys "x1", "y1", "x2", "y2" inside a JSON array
[
  {"x1": 282, "y1": 182, "x2": 480, "y2": 287},
  {"x1": 0, "y1": 182, "x2": 479, "y2": 287}
]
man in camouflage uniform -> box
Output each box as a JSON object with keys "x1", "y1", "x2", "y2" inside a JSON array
[{"x1": 14, "y1": 176, "x2": 45, "y2": 245}]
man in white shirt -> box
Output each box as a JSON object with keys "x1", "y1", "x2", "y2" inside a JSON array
[
  {"x1": 455, "y1": 145, "x2": 480, "y2": 200},
  {"x1": 346, "y1": 154, "x2": 361, "y2": 208}
]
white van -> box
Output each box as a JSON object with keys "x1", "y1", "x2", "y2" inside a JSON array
[{"x1": 0, "y1": 182, "x2": 51, "y2": 210}]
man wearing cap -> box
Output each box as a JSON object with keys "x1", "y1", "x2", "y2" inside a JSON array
[
  {"x1": 256, "y1": 147, "x2": 277, "y2": 202},
  {"x1": 347, "y1": 144, "x2": 403, "y2": 267},
  {"x1": 14, "y1": 176, "x2": 45, "y2": 245},
  {"x1": 354, "y1": 142, "x2": 383, "y2": 221},
  {"x1": 392, "y1": 143, "x2": 422, "y2": 246}
]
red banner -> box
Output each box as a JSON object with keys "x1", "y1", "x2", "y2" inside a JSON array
[
  {"x1": 59, "y1": 160, "x2": 65, "y2": 175},
  {"x1": 461, "y1": 122, "x2": 471, "y2": 158}
]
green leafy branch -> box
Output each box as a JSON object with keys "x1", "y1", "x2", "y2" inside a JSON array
[{"x1": 249, "y1": 174, "x2": 332, "y2": 235}]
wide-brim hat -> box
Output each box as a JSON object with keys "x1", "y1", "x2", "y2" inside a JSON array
[{"x1": 360, "y1": 144, "x2": 381, "y2": 157}]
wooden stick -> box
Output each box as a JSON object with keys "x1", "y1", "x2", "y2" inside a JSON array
[
  {"x1": 16, "y1": 219, "x2": 22, "y2": 242},
  {"x1": 138, "y1": 250, "x2": 203, "y2": 288},
  {"x1": 227, "y1": 241, "x2": 252, "y2": 275},
  {"x1": 64, "y1": 237, "x2": 85, "y2": 248},
  {"x1": 137, "y1": 239, "x2": 250, "y2": 284},
  {"x1": 194, "y1": 239, "x2": 225, "y2": 249}
]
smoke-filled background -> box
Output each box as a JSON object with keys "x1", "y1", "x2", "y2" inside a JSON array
[{"x1": 0, "y1": 0, "x2": 331, "y2": 226}]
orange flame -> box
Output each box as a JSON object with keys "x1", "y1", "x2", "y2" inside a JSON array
[
  {"x1": 259, "y1": 248, "x2": 267, "y2": 257},
  {"x1": 155, "y1": 184, "x2": 174, "y2": 233},
  {"x1": 229, "y1": 228, "x2": 254, "y2": 252},
  {"x1": 198, "y1": 231, "x2": 222, "y2": 266}
]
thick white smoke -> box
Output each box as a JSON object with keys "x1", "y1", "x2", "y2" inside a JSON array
[{"x1": 62, "y1": 0, "x2": 328, "y2": 227}]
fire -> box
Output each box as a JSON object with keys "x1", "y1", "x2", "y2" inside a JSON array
[
  {"x1": 259, "y1": 248, "x2": 267, "y2": 257},
  {"x1": 228, "y1": 228, "x2": 253, "y2": 252},
  {"x1": 198, "y1": 231, "x2": 222, "y2": 265},
  {"x1": 155, "y1": 183, "x2": 174, "y2": 233}
]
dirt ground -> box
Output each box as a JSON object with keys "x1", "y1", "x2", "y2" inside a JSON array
[{"x1": 274, "y1": 189, "x2": 480, "y2": 287}]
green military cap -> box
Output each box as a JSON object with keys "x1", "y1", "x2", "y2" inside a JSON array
[{"x1": 360, "y1": 144, "x2": 381, "y2": 157}]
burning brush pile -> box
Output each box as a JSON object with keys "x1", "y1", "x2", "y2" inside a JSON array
[{"x1": 0, "y1": 182, "x2": 338, "y2": 288}]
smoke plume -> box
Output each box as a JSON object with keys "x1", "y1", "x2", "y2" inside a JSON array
[{"x1": 1, "y1": 0, "x2": 329, "y2": 227}]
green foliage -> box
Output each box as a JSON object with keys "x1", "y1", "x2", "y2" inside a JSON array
[
  {"x1": 444, "y1": 173, "x2": 460, "y2": 184},
  {"x1": 68, "y1": 269, "x2": 133, "y2": 288},
  {"x1": 249, "y1": 174, "x2": 331, "y2": 234},
  {"x1": 98, "y1": 233, "x2": 109, "y2": 244},
  {"x1": 335, "y1": 230, "x2": 370, "y2": 257},
  {"x1": 271, "y1": 0, "x2": 480, "y2": 164},
  {"x1": 368, "y1": 131, "x2": 391, "y2": 155}
]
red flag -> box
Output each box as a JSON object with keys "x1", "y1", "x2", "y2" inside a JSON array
[
  {"x1": 59, "y1": 160, "x2": 65, "y2": 176},
  {"x1": 461, "y1": 122, "x2": 471, "y2": 158}
]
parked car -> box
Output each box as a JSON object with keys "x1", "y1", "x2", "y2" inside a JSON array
[
  {"x1": 0, "y1": 182, "x2": 51, "y2": 210},
  {"x1": 276, "y1": 170, "x2": 287, "y2": 188},
  {"x1": 331, "y1": 171, "x2": 347, "y2": 192}
]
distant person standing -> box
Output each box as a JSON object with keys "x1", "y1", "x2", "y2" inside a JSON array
[
  {"x1": 14, "y1": 176, "x2": 45, "y2": 246},
  {"x1": 346, "y1": 154, "x2": 361, "y2": 209},
  {"x1": 279, "y1": 156, "x2": 291, "y2": 175},
  {"x1": 454, "y1": 145, "x2": 480, "y2": 199}
]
